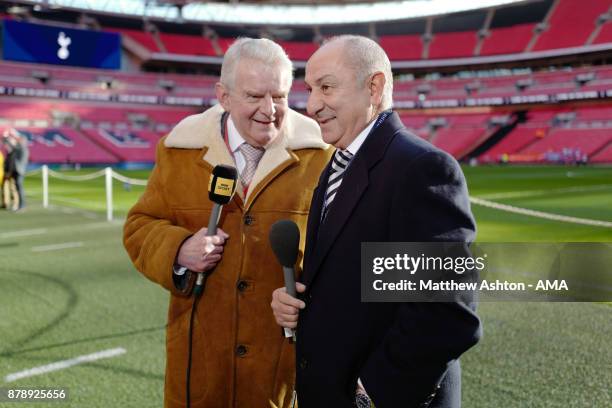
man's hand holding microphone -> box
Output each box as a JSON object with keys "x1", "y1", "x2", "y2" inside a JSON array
[
  {"x1": 271, "y1": 281, "x2": 306, "y2": 330},
  {"x1": 177, "y1": 227, "x2": 229, "y2": 273}
]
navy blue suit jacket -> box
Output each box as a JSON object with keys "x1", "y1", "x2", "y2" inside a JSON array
[{"x1": 296, "y1": 112, "x2": 481, "y2": 408}]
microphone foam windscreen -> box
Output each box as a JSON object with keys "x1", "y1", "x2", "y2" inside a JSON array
[
  {"x1": 269, "y1": 220, "x2": 300, "y2": 267},
  {"x1": 208, "y1": 164, "x2": 238, "y2": 205}
]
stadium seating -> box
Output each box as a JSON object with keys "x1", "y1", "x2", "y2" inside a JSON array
[
  {"x1": 4, "y1": 127, "x2": 120, "y2": 164},
  {"x1": 80, "y1": 128, "x2": 158, "y2": 162},
  {"x1": 379, "y1": 35, "x2": 423, "y2": 60},
  {"x1": 428, "y1": 31, "x2": 478, "y2": 59},
  {"x1": 478, "y1": 125, "x2": 548, "y2": 163},
  {"x1": 159, "y1": 33, "x2": 217, "y2": 56},
  {"x1": 521, "y1": 128, "x2": 612, "y2": 158},
  {"x1": 590, "y1": 142, "x2": 612, "y2": 162},
  {"x1": 431, "y1": 127, "x2": 490, "y2": 158},
  {"x1": 277, "y1": 41, "x2": 319, "y2": 61},
  {"x1": 480, "y1": 24, "x2": 536, "y2": 56},
  {"x1": 532, "y1": 0, "x2": 609, "y2": 51},
  {"x1": 114, "y1": 28, "x2": 161, "y2": 52},
  {"x1": 593, "y1": 20, "x2": 612, "y2": 44}
]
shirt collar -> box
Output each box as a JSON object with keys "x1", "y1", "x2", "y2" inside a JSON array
[
  {"x1": 227, "y1": 115, "x2": 246, "y2": 153},
  {"x1": 345, "y1": 117, "x2": 376, "y2": 156}
]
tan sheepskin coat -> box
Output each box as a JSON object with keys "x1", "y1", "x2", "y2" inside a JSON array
[{"x1": 124, "y1": 104, "x2": 331, "y2": 408}]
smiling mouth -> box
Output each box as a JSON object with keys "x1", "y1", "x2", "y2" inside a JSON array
[
  {"x1": 318, "y1": 117, "x2": 335, "y2": 125},
  {"x1": 253, "y1": 119, "x2": 274, "y2": 125}
]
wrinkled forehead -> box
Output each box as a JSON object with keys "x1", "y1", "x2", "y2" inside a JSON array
[{"x1": 235, "y1": 58, "x2": 292, "y2": 92}]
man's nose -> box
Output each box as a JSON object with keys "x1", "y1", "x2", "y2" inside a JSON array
[
  {"x1": 306, "y1": 91, "x2": 322, "y2": 118},
  {"x1": 260, "y1": 94, "x2": 276, "y2": 117}
]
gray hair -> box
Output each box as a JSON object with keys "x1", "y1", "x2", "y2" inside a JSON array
[
  {"x1": 220, "y1": 37, "x2": 293, "y2": 90},
  {"x1": 324, "y1": 35, "x2": 393, "y2": 111}
]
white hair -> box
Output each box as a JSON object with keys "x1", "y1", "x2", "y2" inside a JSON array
[
  {"x1": 220, "y1": 37, "x2": 293, "y2": 90},
  {"x1": 324, "y1": 35, "x2": 394, "y2": 111}
]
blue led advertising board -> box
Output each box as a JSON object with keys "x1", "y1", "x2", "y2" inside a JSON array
[{"x1": 2, "y1": 19, "x2": 120, "y2": 69}]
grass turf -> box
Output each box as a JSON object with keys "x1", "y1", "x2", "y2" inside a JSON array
[{"x1": 0, "y1": 165, "x2": 610, "y2": 407}]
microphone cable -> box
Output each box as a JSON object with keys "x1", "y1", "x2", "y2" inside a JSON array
[{"x1": 186, "y1": 271, "x2": 209, "y2": 408}]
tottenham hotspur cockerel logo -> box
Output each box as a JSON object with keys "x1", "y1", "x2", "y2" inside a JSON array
[{"x1": 57, "y1": 32, "x2": 71, "y2": 60}]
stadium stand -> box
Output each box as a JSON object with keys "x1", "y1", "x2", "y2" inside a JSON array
[
  {"x1": 480, "y1": 23, "x2": 536, "y2": 56},
  {"x1": 591, "y1": 142, "x2": 612, "y2": 162},
  {"x1": 80, "y1": 128, "x2": 157, "y2": 162},
  {"x1": 277, "y1": 41, "x2": 320, "y2": 61},
  {"x1": 113, "y1": 28, "x2": 161, "y2": 52},
  {"x1": 478, "y1": 125, "x2": 548, "y2": 163},
  {"x1": 379, "y1": 35, "x2": 423, "y2": 60},
  {"x1": 1, "y1": 127, "x2": 120, "y2": 164},
  {"x1": 521, "y1": 127, "x2": 611, "y2": 159},
  {"x1": 532, "y1": 0, "x2": 610, "y2": 51},
  {"x1": 1, "y1": 0, "x2": 612, "y2": 164},
  {"x1": 158, "y1": 32, "x2": 217, "y2": 56},
  {"x1": 593, "y1": 19, "x2": 612, "y2": 45},
  {"x1": 435, "y1": 127, "x2": 490, "y2": 157},
  {"x1": 428, "y1": 31, "x2": 478, "y2": 59}
]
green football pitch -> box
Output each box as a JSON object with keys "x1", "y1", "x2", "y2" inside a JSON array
[{"x1": 0, "y1": 165, "x2": 611, "y2": 407}]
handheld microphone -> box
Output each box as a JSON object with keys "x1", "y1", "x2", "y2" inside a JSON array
[
  {"x1": 194, "y1": 164, "x2": 238, "y2": 295},
  {"x1": 269, "y1": 219, "x2": 300, "y2": 340}
]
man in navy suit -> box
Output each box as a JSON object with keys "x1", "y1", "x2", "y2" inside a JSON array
[{"x1": 271, "y1": 35, "x2": 481, "y2": 408}]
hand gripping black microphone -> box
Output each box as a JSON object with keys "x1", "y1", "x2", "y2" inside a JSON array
[
  {"x1": 269, "y1": 219, "x2": 300, "y2": 340},
  {"x1": 194, "y1": 164, "x2": 238, "y2": 296}
]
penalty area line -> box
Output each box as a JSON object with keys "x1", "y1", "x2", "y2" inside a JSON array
[{"x1": 4, "y1": 347, "x2": 127, "y2": 383}]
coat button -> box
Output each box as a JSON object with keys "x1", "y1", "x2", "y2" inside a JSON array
[
  {"x1": 299, "y1": 357, "x2": 308, "y2": 370},
  {"x1": 237, "y1": 280, "x2": 249, "y2": 292},
  {"x1": 236, "y1": 345, "x2": 248, "y2": 357},
  {"x1": 244, "y1": 215, "x2": 254, "y2": 225}
]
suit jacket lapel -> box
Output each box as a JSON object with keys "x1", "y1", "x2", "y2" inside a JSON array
[
  {"x1": 304, "y1": 156, "x2": 369, "y2": 287},
  {"x1": 304, "y1": 112, "x2": 405, "y2": 287},
  {"x1": 304, "y1": 160, "x2": 331, "y2": 271}
]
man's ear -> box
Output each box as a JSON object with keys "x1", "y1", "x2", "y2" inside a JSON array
[
  {"x1": 368, "y1": 72, "x2": 386, "y2": 108},
  {"x1": 215, "y1": 82, "x2": 231, "y2": 111}
]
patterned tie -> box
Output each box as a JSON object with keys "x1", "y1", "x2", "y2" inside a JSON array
[
  {"x1": 238, "y1": 143, "x2": 265, "y2": 187},
  {"x1": 321, "y1": 149, "x2": 353, "y2": 221}
]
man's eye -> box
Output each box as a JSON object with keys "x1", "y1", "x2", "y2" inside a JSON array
[{"x1": 321, "y1": 85, "x2": 330, "y2": 92}]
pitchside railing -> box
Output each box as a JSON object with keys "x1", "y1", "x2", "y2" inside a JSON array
[
  {"x1": 39, "y1": 165, "x2": 148, "y2": 221},
  {"x1": 31, "y1": 165, "x2": 612, "y2": 228}
]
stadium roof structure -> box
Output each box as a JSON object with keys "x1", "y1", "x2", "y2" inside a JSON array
[{"x1": 20, "y1": 0, "x2": 526, "y2": 25}]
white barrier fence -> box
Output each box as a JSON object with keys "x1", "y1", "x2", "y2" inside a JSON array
[
  {"x1": 40, "y1": 165, "x2": 148, "y2": 221},
  {"x1": 34, "y1": 166, "x2": 612, "y2": 228}
]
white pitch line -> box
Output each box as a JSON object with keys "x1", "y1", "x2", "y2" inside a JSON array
[
  {"x1": 478, "y1": 184, "x2": 612, "y2": 200},
  {"x1": 4, "y1": 347, "x2": 126, "y2": 383},
  {"x1": 31, "y1": 242, "x2": 84, "y2": 252},
  {"x1": 0, "y1": 228, "x2": 48, "y2": 239},
  {"x1": 470, "y1": 197, "x2": 612, "y2": 228}
]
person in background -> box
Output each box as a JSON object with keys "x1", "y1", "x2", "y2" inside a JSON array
[
  {"x1": 2, "y1": 132, "x2": 20, "y2": 211},
  {"x1": 3, "y1": 129, "x2": 29, "y2": 211},
  {"x1": 0, "y1": 142, "x2": 4, "y2": 209}
]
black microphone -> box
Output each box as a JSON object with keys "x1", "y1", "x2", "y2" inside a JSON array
[
  {"x1": 269, "y1": 219, "x2": 300, "y2": 340},
  {"x1": 194, "y1": 164, "x2": 238, "y2": 295}
]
